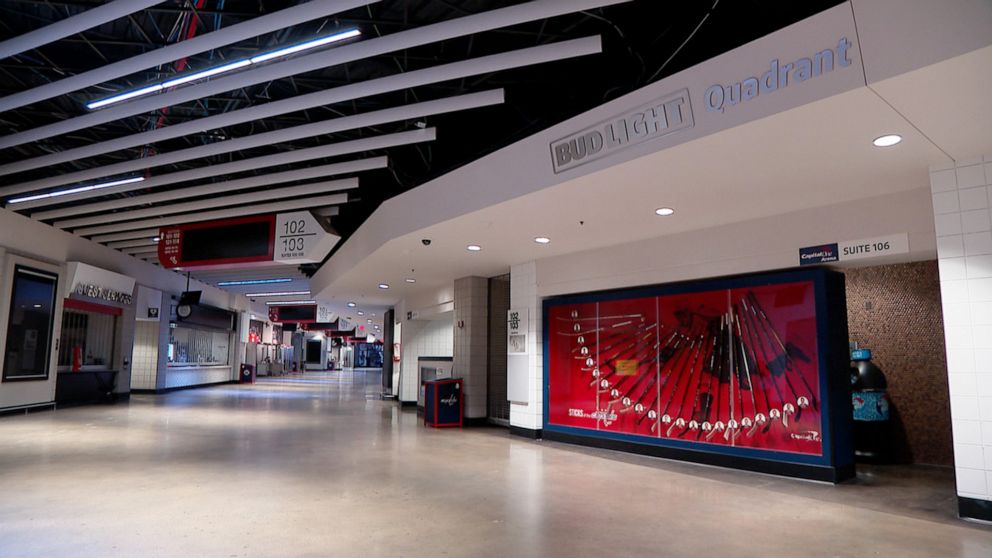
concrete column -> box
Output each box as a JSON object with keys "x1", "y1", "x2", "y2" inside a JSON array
[
  {"x1": 931, "y1": 155, "x2": 992, "y2": 520},
  {"x1": 454, "y1": 276, "x2": 488, "y2": 419},
  {"x1": 509, "y1": 261, "x2": 543, "y2": 432}
]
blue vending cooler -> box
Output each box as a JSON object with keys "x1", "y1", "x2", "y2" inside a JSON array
[{"x1": 423, "y1": 378, "x2": 463, "y2": 428}]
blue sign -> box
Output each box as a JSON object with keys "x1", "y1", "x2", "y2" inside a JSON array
[{"x1": 799, "y1": 243, "x2": 838, "y2": 265}]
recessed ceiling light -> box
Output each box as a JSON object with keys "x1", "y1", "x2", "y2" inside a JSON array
[
  {"x1": 152, "y1": 236, "x2": 160, "y2": 243},
  {"x1": 378, "y1": 283, "x2": 389, "y2": 289},
  {"x1": 346, "y1": 302, "x2": 356, "y2": 307},
  {"x1": 357, "y1": 311, "x2": 364, "y2": 316},
  {"x1": 654, "y1": 207, "x2": 675, "y2": 216},
  {"x1": 405, "y1": 278, "x2": 416, "y2": 283},
  {"x1": 367, "y1": 319, "x2": 373, "y2": 323},
  {"x1": 534, "y1": 237, "x2": 551, "y2": 244},
  {"x1": 467, "y1": 245, "x2": 482, "y2": 252},
  {"x1": 872, "y1": 134, "x2": 902, "y2": 147}
]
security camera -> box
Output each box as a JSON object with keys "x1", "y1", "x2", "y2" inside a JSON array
[{"x1": 421, "y1": 239, "x2": 431, "y2": 246}]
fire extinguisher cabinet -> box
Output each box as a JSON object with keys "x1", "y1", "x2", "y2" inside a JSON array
[{"x1": 423, "y1": 378, "x2": 463, "y2": 428}]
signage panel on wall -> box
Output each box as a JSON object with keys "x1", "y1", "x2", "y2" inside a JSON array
[
  {"x1": 158, "y1": 211, "x2": 340, "y2": 269},
  {"x1": 550, "y1": 89, "x2": 694, "y2": 174},
  {"x1": 799, "y1": 233, "x2": 909, "y2": 266},
  {"x1": 507, "y1": 308, "x2": 528, "y2": 355},
  {"x1": 65, "y1": 262, "x2": 135, "y2": 304},
  {"x1": 543, "y1": 268, "x2": 852, "y2": 481}
]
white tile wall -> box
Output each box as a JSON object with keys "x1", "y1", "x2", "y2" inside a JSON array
[
  {"x1": 129, "y1": 321, "x2": 160, "y2": 390},
  {"x1": 932, "y1": 155, "x2": 992, "y2": 502},
  {"x1": 509, "y1": 261, "x2": 543, "y2": 431},
  {"x1": 398, "y1": 318, "x2": 453, "y2": 403}
]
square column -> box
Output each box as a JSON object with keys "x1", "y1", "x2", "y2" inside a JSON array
[
  {"x1": 509, "y1": 261, "x2": 543, "y2": 434},
  {"x1": 454, "y1": 276, "x2": 489, "y2": 419},
  {"x1": 931, "y1": 155, "x2": 992, "y2": 521}
]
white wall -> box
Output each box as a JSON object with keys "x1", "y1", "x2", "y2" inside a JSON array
[
  {"x1": 930, "y1": 155, "x2": 992, "y2": 505},
  {"x1": 509, "y1": 262, "x2": 543, "y2": 431},
  {"x1": 0, "y1": 252, "x2": 63, "y2": 409},
  {"x1": 537, "y1": 186, "x2": 936, "y2": 297},
  {"x1": 398, "y1": 317, "x2": 453, "y2": 403}
]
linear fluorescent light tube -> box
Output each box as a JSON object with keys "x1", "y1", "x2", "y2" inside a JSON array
[
  {"x1": 86, "y1": 29, "x2": 360, "y2": 110},
  {"x1": 265, "y1": 300, "x2": 316, "y2": 306},
  {"x1": 250, "y1": 29, "x2": 362, "y2": 64},
  {"x1": 7, "y1": 176, "x2": 144, "y2": 204},
  {"x1": 246, "y1": 291, "x2": 311, "y2": 297},
  {"x1": 217, "y1": 278, "x2": 292, "y2": 286}
]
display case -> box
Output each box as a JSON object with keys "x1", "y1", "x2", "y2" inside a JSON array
[{"x1": 543, "y1": 268, "x2": 852, "y2": 481}]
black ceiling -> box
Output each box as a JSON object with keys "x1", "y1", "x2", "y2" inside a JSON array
[{"x1": 0, "y1": 0, "x2": 844, "y2": 274}]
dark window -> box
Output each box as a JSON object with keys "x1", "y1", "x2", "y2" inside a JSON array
[
  {"x1": 3, "y1": 265, "x2": 58, "y2": 381},
  {"x1": 305, "y1": 339, "x2": 323, "y2": 364}
]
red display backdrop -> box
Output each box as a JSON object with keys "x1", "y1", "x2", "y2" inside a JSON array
[{"x1": 547, "y1": 281, "x2": 823, "y2": 456}]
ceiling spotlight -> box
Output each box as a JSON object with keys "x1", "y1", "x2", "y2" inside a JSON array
[
  {"x1": 152, "y1": 236, "x2": 161, "y2": 243},
  {"x1": 872, "y1": 134, "x2": 902, "y2": 147},
  {"x1": 357, "y1": 311, "x2": 364, "y2": 316},
  {"x1": 467, "y1": 245, "x2": 482, "y2": 252},
  {"x1": 346, "y1": 302, "x2": 356, "y2": 308},
  {"x1": 378, "y1": 283, "x2": 389, "y2": 289},
  {"x1": 654, "y1": 207, "x2": 675, "y2": 216},
  {"x1": 534, "y1": 237, "x2": 551, "y2": 244},
  {"x1": 405, "y1": 278, "x2": 416, "y2": 283},
  {"x1": 367, "y1": 319, "x2": 373, "y2": 323}
]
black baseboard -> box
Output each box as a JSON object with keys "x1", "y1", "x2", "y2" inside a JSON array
[
  {"x1": 400, "y1": 400, "x2": 417, "y2": 408},
  {"x1": 543, "y1": 430, "x2": 854, "y2": 483},
  {"x1": 463, "y1": 417, "x2": 489, "y2": 427},
  {"x1": 130, "y1": 380, "x2": 237, "y2": 395},
  {"x1": 509, "y1": 425, "x2": 543, "y2": 439},
  {"x1": 959, "y1": 496, "x2": 992, "y2": 522},
  {"x1": 0, "y1": 402, "x2": 56, "y2": 417}
]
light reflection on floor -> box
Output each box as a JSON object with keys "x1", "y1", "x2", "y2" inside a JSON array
[{"x1": 0, "y1": 370, "x2": 989, "y2": 557}]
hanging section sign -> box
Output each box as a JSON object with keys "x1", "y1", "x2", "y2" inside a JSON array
[{"x1": 158, "y1": 211, "x2": 340, "y2": 269}]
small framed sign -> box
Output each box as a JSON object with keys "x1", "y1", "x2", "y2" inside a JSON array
[{"x1": 507, "y1": 308, "x2": 528, "y2": 355}]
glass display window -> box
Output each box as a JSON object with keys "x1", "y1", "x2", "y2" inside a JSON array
[
  {"x1": 168, "y1": 326, "x2": 231, "y2": 367},
  {"x1": 2, "y1": 265, "x2": 59, "y2": 381}
]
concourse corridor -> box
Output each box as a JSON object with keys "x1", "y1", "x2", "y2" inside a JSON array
[{"x1": 1, "y1": 372, "x2": 991, "y2": 557}]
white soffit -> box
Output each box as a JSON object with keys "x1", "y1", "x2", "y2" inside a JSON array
[
  {"x1": 9, "y1": 129, "x2": 434, "y2": 209},
  {"x1": 1, "y1": 90, "x2": 502, "y2": 194},
  {"x1": 0, "y1": 34, "x2": 598, "y2": 179},
  {"x1": 82, "y1": 194, "x2": 347, "y2": 239},
  {"x1": 0, "y1": 0, "x2": 630, "y2": 150},
  {"x1": 57, "y1": 178, "x2": 358, "y2": 229},
  {"x1": 0, "y1": 0, "x2": 163, "y2": 61},
  {"x1": 868, "y1": 44, "x2": 992, "y2": 161},
  {"x1": 33, "y1": 157, "x2": 387, "y2": 221},
  {"x1": 0, "y1": 0, "x2": 376, "y2": 113}
]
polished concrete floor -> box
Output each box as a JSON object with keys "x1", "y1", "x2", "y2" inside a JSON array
[{"x1": 1, "y1": 370, "x2": 990, "y2": 557}]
